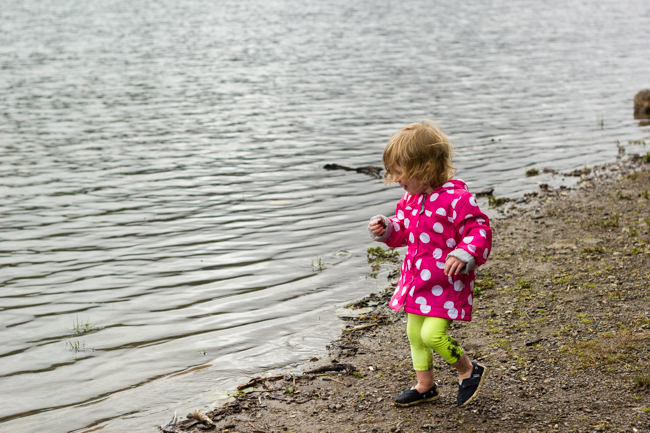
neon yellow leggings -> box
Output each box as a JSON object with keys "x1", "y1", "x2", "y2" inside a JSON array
[{"x1": 407, "y1": 313, "x2": 465, "y2": 370}]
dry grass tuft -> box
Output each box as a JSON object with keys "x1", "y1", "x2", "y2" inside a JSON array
[
  {"x1": 565, "y1": 331, "x2": 649, "y2": 370},
  {"x1": 633, "y1": 375, "x2": 650, "y2": 388}
]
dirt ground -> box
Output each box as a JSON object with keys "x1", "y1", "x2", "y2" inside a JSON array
[{"x1": 162, "y1": 155, "x2": 650, "y2": 433}]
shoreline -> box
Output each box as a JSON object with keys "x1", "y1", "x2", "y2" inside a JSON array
[{"x1": 162, "y1": 153, "x2": 650, "y2": 433}]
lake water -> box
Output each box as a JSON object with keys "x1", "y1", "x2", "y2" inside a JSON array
[{"x1": 1, "y1": 0, "x2": 648, "y2": 431}]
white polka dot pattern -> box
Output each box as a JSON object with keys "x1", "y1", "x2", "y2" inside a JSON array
[
  {"x1": 415, "y1": 296, "x2": 431, "y2": 314},
  {"x1": 384, "y1": 179, "x2": 491, "y2": 322}
]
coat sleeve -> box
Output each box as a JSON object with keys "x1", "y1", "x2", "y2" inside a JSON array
[
  {"x1": 451, "y1": 193, "x2": 492, "y2": 268},
  {"x1": 384, "y1": 195, "x2": 409, "y2": 248}
]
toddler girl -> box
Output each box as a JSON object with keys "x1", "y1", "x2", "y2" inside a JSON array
[{"x1": 368, "y1": 121, "x2": 491, "y2": 407}]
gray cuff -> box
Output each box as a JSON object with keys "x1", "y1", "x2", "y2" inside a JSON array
[
  {"x1": 447, "y1": 249, "x2": 477, "y2": 274},
  {"x1": 367, "y1": 215, "x2": 393, "y2": 242}
]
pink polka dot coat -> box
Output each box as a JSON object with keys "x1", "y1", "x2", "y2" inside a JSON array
[{"x1": 384, "y1": 179, "x2": 492, "y2": 321}]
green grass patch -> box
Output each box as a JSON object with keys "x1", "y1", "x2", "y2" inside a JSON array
[
  {"x1": 616, "y1": 190, "x2": 631, "y2": 200},
  {"x1": 487, "y1": 195, "x2": 510, "y2": 207},
  {"x1": 516, "y1": 279, "x2": 532, "y2": 289},
  {"x1": 366, "y1": 246, "x2": 399, "y2": 262},
  {"x1": 633, "y1": 375, "x2": 650, "y2": 388},
  {"x1": 599, "y1": 213, "x2": 619, "y2": 228},
  {"x1": 311, "y1": 257, "x2": 327, "y2": 272},
  {"x1": 366, "y1": 246, "x2": 399, "y2": 275},
  {"x1": 474, "y1": 274, "x2": 495, "y2": 296},
  {"x1": 69, "y1": 316, "x2": 98, "y2": 336}
]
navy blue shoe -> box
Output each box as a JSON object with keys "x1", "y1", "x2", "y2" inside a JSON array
[
  {"x1": 394, "y1": 383, "x2": 440, "y2": 407},
  {"x1": 457, "y1": 360, "x2": 487, "y2": 407}
]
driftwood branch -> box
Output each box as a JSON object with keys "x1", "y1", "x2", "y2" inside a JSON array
[
  {"x1": 237, "y1": 374, "x2": 284, "y2": 390},
  {"x1": 323, "y1": 164, "x2": 383, "y2": 179},
  {"x1": 304, "y1": 363, "x2": 356, "y2": 375},
  {"x1": 342, "y1": 323, "x2": 378, "y2": 332}
]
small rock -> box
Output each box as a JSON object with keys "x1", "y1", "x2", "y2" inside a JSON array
[{"x1": 634, "y1": 89, "x2": 650, "y2": 120}]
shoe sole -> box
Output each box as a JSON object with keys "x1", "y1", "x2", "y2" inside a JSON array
[
  {"x1": 394, "y1": 394, "x2": 440, "y2": 407},
  {"x1": 458, "y1": 364, "x2": 488, "y2": 408}
]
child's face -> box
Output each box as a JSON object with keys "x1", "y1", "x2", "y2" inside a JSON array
[{"x1": 393, "y1": 165, "x2": 427, "y2": 195}]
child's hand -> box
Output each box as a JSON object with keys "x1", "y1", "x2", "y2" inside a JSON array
[
  {"x1": 444, "y1": 256, "x2": 466, "y2": 276},
  {"x1": 369, "y1": 218, "x2": 386, "y2": 237}
]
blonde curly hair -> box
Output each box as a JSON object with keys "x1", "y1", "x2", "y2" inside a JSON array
[{"x1": 383, "y1": 121, "x2": 456, "y2": 189}]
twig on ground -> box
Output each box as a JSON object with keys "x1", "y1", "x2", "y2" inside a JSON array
[
  {"x1": 237, "y1": 374, "x2": 284, "y2": 390},
  {"x1": 321, "y1": 376, "x2": 349, "y2": 386},
  {"x1": 342, "y1": 323, "x2": 378, "y2": 332},
  {"x1": 294, "y1": 398, "x2": 311, "y2": 404},
  {"x1": 304, "y1": 363, "x2": 357, "y2": 375}
]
